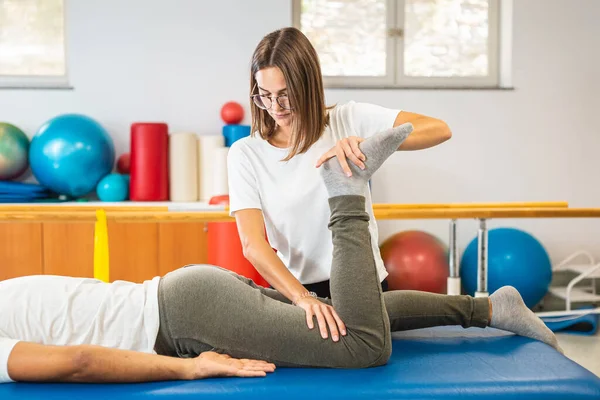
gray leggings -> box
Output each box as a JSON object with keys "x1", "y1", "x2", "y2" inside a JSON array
[{"x1": 154, "y1": 195, "x2": 489, "y2": 368}]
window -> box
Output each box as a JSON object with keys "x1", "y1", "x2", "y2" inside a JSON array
[
  {"x1": 0, "y1": 0, "x2": 67, "y2": 88},
  {"x1": 292, "y1": 0, "x2": 505, "y2": 88}
]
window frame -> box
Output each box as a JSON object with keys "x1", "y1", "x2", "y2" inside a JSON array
[
  {"x1": 292, "y1": 0, "x2": 503, "y2": 89},
  {"x1": 0, "y1": 0, "x2": 70, "y2": 89}
]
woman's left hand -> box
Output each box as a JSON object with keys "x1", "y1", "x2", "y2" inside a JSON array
[{"x1": 315, "y1": 136, "x2": 366, "y2": 177}]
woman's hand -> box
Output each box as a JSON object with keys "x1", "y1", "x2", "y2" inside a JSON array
[
  {"x1": 315, "y1": 136, "x2": 366, "y2": 176},
  {"x1": 295, "y1": 296, "x2": 347, "y2": 342}
]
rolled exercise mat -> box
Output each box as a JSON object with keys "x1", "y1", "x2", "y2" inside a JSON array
[
  {"x1": 130, "y1": 122, "x2": 169, "y2": 201},
  {"x1": 222, "y1": 124, "x2": 251, "y2": 147},
  {"x1": 542, "y1": 307, "x2": 599, "y2": 336},
  {"x1": 198, "y1": 135, "x2": 225, "y2": 201},
  {"x1": 169, "y1": 132, "x2": 198, "y2": 202}
]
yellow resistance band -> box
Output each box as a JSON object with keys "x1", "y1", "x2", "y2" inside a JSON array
[{"x1": 94, "y1": 209, "x2": 110, "y2": 282}]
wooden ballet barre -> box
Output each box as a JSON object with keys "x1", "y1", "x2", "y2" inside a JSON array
[
  {"x1": 0, "y1": 205, "x2": 169, "y2": 212},
  {"x1": 373, "y1": 207, "x2": 599, "y2": 220},
  {"x1": 172, "y1": 201, "x2": 570, "y2": 213},
  {"x1": 0, "y1": 207, "x2": 599, "y2": 223},
  {"x1": 0, "y1": 210, "x2": 233, "y2": 223},
  {"x1": 0, "y1": 201, "x2": 565, "y2": 215}
]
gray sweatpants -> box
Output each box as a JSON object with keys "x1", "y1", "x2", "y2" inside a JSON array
[{"x1": 154, "y1": 195, "x2": 489, "y2": 368}]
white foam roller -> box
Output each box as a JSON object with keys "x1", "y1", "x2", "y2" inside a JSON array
[
  {"x1": 211, "y1": 146, "x2": 229, "y2": 198},
  {"x1": 198, "y1": 135, "x2": 225, "y2": 201},
  {"x1": 169, "y1": 132, "x2": 199, "y2": 202}
]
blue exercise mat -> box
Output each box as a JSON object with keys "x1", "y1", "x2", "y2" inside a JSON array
[
  {"x1": 0, "y1": 181, "x2": 60, "y2": 202},
  {"x1": 542, "y1": 307, "x2": 599, "y2": 336},
  {"x1": 1, "y1": 326, "x2": 598, "y2": 400},
  {"x1": 0, "y1": 193, "x2": 55, "y2": 202},
  {"x1": 0, "y1": 181, "x2": 49, "y2": 195}
]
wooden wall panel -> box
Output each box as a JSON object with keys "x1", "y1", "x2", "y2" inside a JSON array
[
  {"x1": 0, "y1": 223, "x2": 43, "y2": 280},
  {"x1": 107, "y1": 222, "x2": 159, "y2": 283},
  {"x1": 42, "y1": 222, "x2": 95, "y2": 278},
  {"x1": 158, "y1": 222, "x2": 208, "y2": 276}
]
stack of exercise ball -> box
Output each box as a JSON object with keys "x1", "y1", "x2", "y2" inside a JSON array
[
  {"x1": 1, "y1": 103, "x2": 252, "y2": 204},
  {"x1": 1, "y1": 115, "x2": 125, "y2": 203},
  {"x1": 379, "y1": 230, "x2": 449, "y2": 294},
  {"x1": 460, "y1": 227, "x2": 552, "y2": 308}
]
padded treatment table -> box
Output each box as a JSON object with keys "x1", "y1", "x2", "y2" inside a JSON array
[{"x1": 1, "y1": 326, "x2": 599, "y2": 400}]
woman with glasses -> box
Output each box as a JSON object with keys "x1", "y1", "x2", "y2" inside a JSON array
[
  {"x1": 228, "y1": 26, "x2": 455, "y2": 340},
  {"x1": 222, "y1": 27, "x2": 556, "y2": 357}
]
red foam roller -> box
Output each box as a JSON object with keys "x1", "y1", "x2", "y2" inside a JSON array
[
  {"x1": 130, "y1": 122, "x2": 169, "y2": 201},
  {"x1": 207, "y1": 195, "x2": 270, "y2": 287}
]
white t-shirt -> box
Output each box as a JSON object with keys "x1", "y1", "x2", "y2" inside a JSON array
[
  {"x1": 0, "y1": 275, "x2": 161, "y2": 383},
  {"x1": 227, "y1": 101, "x2": 400, "y2": 285}
]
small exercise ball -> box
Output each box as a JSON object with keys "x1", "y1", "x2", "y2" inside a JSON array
[
  {"x1": 0, "y1": 122, "x2": 30, "y2": 180},
  {"x1": 116, "y1": 153, "x2": 130, "y2": 174},
  {"x1": 380, "y1": 230, "x2": 449, "y2": 293},
  {"x1": 221, "y1": 102, "x2": 244, "y2": 124},
  {"x1": 460, "y1": 227, "x2": 552, "y2": 308},
  {"x1": 96, "y1": 173, "x2": 129, "y2": 201},
  {"x1": 29, "y1": 114, "x2": 115, "y2": 197}
]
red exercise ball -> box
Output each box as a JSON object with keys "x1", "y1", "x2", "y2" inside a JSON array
[
  {"x1": 380, "y1": 230, "x2": 449, "y2": 294},
  {"x1": 116, "y1": 153, "x2": 130, "y2": 174},
  {"x1": 221, "y1": 101, "x2": 244, "y2": 124}
]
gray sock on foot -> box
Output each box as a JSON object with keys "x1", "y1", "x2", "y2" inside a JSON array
[
  {"x1": 320, "y1": 123, "x2": 413, "y2": 198},
  {"x1": 490, "y1": 286, "x2": 563, "y2": 353}
]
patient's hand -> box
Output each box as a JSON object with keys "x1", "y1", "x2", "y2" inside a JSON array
[{"x1": 191, "y1": 351, "x2": 276, "y2": 379}]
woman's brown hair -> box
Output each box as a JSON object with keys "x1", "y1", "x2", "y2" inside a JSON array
[{"x1": 250, "y1": 27, "x2": 330, "y2": 161}]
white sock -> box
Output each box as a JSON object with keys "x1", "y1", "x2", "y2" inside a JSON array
[{"x1": 490, "y1": 286, "x2": 563, "y2": 353}]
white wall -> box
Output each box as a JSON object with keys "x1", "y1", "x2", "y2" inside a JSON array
[
  {"x1": 366, "y1": 0, "x2": 600, "y2": 265},
  {"x1": 1, "y1": 0, "x2": 599, "y2": 265}
]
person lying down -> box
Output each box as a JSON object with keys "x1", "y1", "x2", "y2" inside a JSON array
[{"x1": 0, "y1": 123, "x2": 561, "y2": 384}]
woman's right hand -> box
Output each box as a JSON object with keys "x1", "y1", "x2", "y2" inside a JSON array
[{"x1": 295, "y1": 296, "x2": 347, "y2": 342}]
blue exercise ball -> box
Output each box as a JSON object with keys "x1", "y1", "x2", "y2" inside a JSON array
[
  {"x1": 460, "y1": 227, "x2": 552, "y2": 308},
  {"x1": 97, "y1": 173, "x2": 129, "y2": 201},
  {"x1": 29, "y1": 114, "x2": 115, "y2": 197}
]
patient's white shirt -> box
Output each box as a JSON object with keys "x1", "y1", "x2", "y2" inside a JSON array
[{"x1": 0, "y1": 274, "x2": 160, "y2": 383}]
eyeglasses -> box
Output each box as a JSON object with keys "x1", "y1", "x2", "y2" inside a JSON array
[{"x1": 250, "y1": 91, "x2": 293, "y2": 111}]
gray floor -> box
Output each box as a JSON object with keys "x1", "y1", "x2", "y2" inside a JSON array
[
  {"x1": 556, "y1": 332, "x2": 600, "y2": 377},
  {"x1": 537, "y1": 272, "x2": 600, "y2": 377}
]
